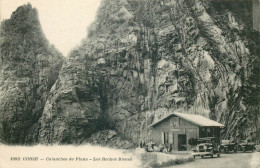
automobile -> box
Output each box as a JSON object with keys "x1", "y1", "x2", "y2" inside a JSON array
[
  {"x1": 219, "y1": 140, "x2": 237, "y2": 153},
  {"x1": 237, "y1": 140, "x2": 256, "y2": 152},
  {"x1": 192, "y1": 137, "x2": 221, "y2": 158}
]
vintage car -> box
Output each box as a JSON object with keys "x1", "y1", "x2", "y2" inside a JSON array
[
  {"x1": 192, "y1": 137, "x2": 221, "y2": 158},
  {"x1": 219, "y1": 140, "x2": 237, "y2": 153},
  {"x1": 237, "y1": 140, "x2": 255, "y2": 152}
]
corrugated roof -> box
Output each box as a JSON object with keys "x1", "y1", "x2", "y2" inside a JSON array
[{"x1": 149, "y1": 112, "x2": 225, "y2": 127}]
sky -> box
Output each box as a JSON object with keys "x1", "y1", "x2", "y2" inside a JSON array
[{"x1": 0, "y1": 0, "x2": 102, "y2": 56}]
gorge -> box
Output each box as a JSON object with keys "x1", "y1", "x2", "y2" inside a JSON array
[{"x1": 0, "y1": 0, "x2": 259, "y2": 147}]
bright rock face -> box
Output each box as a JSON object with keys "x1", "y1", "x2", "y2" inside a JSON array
[
  {"x1": 38, "y1": 52, "x2": 102, "y2": 144},
  {"x1": 1, "y1": 0, "x2": 259, "y2": 145},
  {"x1": 0, "y1": 4, "x2": 64, "y2": 144},
  {"x1": 39, "y1": 0, "x2": 259, "y2": 144}
]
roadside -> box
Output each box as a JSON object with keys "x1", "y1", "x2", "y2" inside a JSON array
[
  {"x1": 168, "y1": 152, "x2": 258, "y2": 168},
  {"x1": 133, "y1": 148, "x2": 194, "y2": 168},
  {"x1": 251, "y1": 152, "x2": 260, "y2": 168}
]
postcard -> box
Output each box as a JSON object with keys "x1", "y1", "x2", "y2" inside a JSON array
[{"x1": 0, "y1": 0, "x2": 259, "y2": 167}]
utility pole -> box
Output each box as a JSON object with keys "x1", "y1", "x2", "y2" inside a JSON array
[{"x1": 253, "y1": 0, "x2": 260, "y2": 32}]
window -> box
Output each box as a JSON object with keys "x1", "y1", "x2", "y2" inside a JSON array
[{"x1": 164, "y1": 132, "x2": 169, "y2": 144}]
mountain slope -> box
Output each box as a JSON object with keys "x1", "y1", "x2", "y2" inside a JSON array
[
  {"x1": 0, "y1": 4, "x2": 64, "y2": 144},
  {"x1": 1, "y1": 0, "x2": 258, "y2": 145},
  {"x1": 38, "y1": 0, "x2": 259, "y2": 145}
]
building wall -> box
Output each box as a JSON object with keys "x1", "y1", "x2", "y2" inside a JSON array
[{"x1": 151, "y1": 116, "x2": 199, "y2": 151}]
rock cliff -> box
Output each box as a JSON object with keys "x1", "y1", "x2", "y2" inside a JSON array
[
  {"x1": 1, "y1": 0, "x2": 259, "y2": 146},
  {"x1": 38, "y1": 0, "x2": 259, "y2": 145},
  {"x1": 0, "y1": 4, "x2": 64, "y2": 144}
]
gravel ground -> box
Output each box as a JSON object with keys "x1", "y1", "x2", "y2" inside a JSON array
[{"x1": 169, "y1": 152, "x2": 260, "y2": 168}]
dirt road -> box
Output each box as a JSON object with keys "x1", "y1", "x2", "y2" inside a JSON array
[{"x1": 170, "y1": 152, "x2": 260, "y2": 168}]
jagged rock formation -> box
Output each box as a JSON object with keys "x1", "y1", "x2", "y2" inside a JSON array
[
  {"x1": 1, "y1": 0, "x2": 259, "y2": 146},
  {"x1": 38, "y1": 0, "x2": 259, "y2": 145},
  {"x1": 84, "y1": 130, "x2": 134, "y2": 149},
  {"x1": 38, "y1": 50, "x2": 101, "y2": 144},
  {"x1": 0, "y1": 4, "x2": 64, "y2": 144}
]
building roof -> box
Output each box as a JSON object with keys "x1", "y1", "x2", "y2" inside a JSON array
[{"x1": 149, "y1": 112, "x2": 225, "y2": 128}]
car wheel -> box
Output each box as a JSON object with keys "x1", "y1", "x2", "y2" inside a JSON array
[
  {"x1": 211, "y1": 150, "x2": 214, "y2": 158},
  {"x1": 224, "y1": 148, "x2": 227, "y2": 153}
]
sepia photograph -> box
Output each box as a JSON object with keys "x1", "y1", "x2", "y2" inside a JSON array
[{"x1": 0, "y1": 0, "x2": 259, "y2": 167}]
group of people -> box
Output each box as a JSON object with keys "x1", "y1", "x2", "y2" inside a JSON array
[{"x1": 139, "y1": 140, "x2": 173, "y2": 153}]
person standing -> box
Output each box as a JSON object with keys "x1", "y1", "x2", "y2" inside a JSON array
[
  {"x1": 151, "y1": 140, "x2": 155, "y2": 149},
  {"x1": 140, "y1": 141, "x2": 143, "y2": 148},
  {"x1": 142, "y1": 141, "x2": 146, "y2": 148}
]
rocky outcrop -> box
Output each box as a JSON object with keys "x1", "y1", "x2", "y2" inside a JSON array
[
  {"x1": 38, "y1": 51, "x2": 101, "y2": 144},
  {"x1": 0, "y1": 4, "x2": 64, "y2": 144},
  {"x1": 38, "y1": 0, "x2": 259, "y2": 145},
  {"x1": 84, "y1": 130, "x2": 134, "y2": 149},
  {"x1": 87, "y1": 0, "x2": 259, "y2": 142},
  {"x1": 1, "y1": 0, "x2": 259, "y2": 145}
]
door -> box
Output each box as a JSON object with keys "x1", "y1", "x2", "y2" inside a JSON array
[{"x1": 178, "y1": 134, "x2": 187, "y2": 151}]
